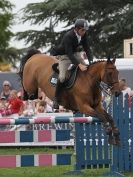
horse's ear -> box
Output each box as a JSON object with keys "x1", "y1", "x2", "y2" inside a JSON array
[
  {"x1": 112, "y1": 57, "x2": 116, "y2": 64},
  {"x1": 107, "y1": 56, "x2": 111, "y2": 62},
  {"x1": 107, "y1": 56, "x2": 116, "y2": 64}
]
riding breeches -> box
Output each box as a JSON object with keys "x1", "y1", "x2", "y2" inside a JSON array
[{"x1": 58, "y1": 52, "x2": 86, "y2": 83}]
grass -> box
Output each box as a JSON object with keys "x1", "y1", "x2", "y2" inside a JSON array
[
  {"x1": 0, "y1": 166, "x2": 110, "y2": 177},
  {"x1": 0, "y1": 147, "x2": 73, "y2": 155},
  {"x1": 0, "y1": 147, "x2": 132, "y2": 177}
]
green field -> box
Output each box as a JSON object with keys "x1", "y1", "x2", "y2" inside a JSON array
[{"x1": 0, "y1": 147, "x2": 132, "y2": 177}]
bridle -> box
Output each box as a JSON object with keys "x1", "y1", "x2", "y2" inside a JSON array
[
  {"x1": 100, "y1": 82, "x2": 112, "y2": 96},
  {"x1": 87, "y1": 72, "x2": 111, "y2": 96},
  {"x1": 87, "y1": 66, "x2": 119, "y2": 97}
]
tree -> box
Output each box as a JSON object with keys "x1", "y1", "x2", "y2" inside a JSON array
[
  {"x1": 16, "y1": 0, "x2": 133, "y2": 58},
  {"x1": 0, "y1": 0, "x2": 22, "y2": 68},
  {"x1": 0, "y1": 1, "x2": 13, "y2": 49},
  {"x1": 0, "y1": 0, "x2": 19, "y2": 66}
]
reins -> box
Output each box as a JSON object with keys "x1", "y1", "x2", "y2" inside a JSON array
[{"x1": 100, "y1": 82, "x2": 112, "y2": 96}]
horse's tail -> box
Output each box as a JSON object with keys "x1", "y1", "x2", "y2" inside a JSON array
[{"x1": 18, "y1": 48, "x2": 41, "y2": 79}]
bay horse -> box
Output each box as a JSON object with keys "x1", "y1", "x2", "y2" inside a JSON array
[{"x1": 19, "y1": 49, "x2": 121, "y2": 145}]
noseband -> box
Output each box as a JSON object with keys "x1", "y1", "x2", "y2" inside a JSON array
[
  {"x1": 100, "y1": 82, "x2": 112, "y2": 96},
  {"x1": 101, "y1": 66, "x2": 119, "y2": 95}
]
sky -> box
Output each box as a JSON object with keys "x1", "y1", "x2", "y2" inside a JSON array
[
  {"x1": 10, "y1": 0, "x2": 69, "y2": 49},
  {"x1": 10, "y1": 0, "x2": 44, "y2": 48}
]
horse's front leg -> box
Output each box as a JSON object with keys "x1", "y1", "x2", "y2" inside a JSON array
[
  {"x1": 78, "y1": 104, "x2": 115, "y2": 145},
  {"x1": 94, "y1": 106, "x2": 120, "y2": 145},
  {"x1": 103, "y1": 110, "x2": 120, "y2": 145}
]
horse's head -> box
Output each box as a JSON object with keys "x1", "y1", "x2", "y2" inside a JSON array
[{"x1": 101, "y1": 58, "x2": 121, "y2": 97}]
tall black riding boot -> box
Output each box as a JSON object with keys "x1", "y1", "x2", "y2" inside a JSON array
[{"x1": 53, "y1": 80, "x2": 64, "y2": 109}]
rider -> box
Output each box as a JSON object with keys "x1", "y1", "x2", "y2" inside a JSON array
[{"x1": 50, "y1": 19, "x2": 93, "y2": 109}]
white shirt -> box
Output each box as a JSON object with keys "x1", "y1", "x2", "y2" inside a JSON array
[
  {"x1": 122, "y1": 87, "x2": 131, "y2": 106},
  {"x1": 74, "y1": 30, "x2": 81, "y2": 43},
  {"x1": 122, "y1": 87, "x2": 131, "y2": 97}
]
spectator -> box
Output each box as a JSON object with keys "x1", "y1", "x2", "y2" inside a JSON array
[
  {"x1": 0, "y1": 90, "x2": 24, "y2": 116},
  {"x1": 38, "y1": 88, "x2": 46, "y2": 101},
  {"x1": 8, "y1": 90, "x2": 24, "y2": 115},
  {"x1": 128, "y1": 90, "x2": 133, "y2": 108},
  {"x1": 35, "y1": 99, "x2": 53, "y2": 113},
  {"x1": 0, "y1": 80, "x2": 12, "y2": 100},
  {"x1": 119, "y1": 78, "x2": 131, "y2": 106},
  {"x1": 17, "y1": 88, "x2": 23, "y2": 100},
  {"x1": 59, "y1": 105, "x2": 67, "y2": 112},
  {"x1": 23, "y1": 100, "x2": 35, "y2": 117},
  {"x1": 0, "y1": 96, "x2": 8, "y2": 129},
  {"x1": 45, "y1": 96, "x2": 53, "y2": 110},
  {"x1": 0, "y1": 96, "x2": 7, "y2": 109},
  {"x1": 35, "y1": 88, "x2": 53, "y2": 113},
  {"x1": 119, "y1": 78, "x2": 131, "y2": 97},
  {"x1": 130, "y1": 90, "x2": 133, "y2": 97},
  {"x1": 35, "y1": 100, "x2": 45, "y2": 113}
]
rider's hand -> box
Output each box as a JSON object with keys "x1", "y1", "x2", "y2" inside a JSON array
[{"x1": 78, "y1": 63, "x2": 87, "y2": 71}]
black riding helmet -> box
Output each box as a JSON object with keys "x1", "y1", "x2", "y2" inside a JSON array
[{"x1": 75, "y1": 19, "x2": 89, "y2": 30}]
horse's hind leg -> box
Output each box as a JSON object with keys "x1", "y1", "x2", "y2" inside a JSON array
[
  {"x1": 28, "y1": 89, "x2": 38, "y2": 100},
  {"x1": 23, "y1": 88, "x2": 29, "y2": 100},
  {"x1": 23, "y1": 72, "x2": 38, "y2": 100},
  {"x1": 23, "y1": 86, "x2": 38, "y2": 100}
]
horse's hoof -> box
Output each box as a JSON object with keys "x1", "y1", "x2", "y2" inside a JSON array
[
  {"x1": 108, "y1": 138, "x2": 115, "y2": 145},
  {"x1": 113, "y1": 127, "x2": 120, "y2": 135},
  {"x1": 114, "y1": 140, "x2": 121, "y2": 146},
  {"x1": 108, "y1": 139, "x2": 121, "y2": 146},
  {"x1": 106, "y1": 127, "x2": 112, "y2": 135},
  {"x1": 23, "y1": 95, "x2": 29, "y2": 100}
]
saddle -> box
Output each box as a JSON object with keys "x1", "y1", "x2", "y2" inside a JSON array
[{"x1": 50, "y1": 63, "x2": 78, "y2": 89}]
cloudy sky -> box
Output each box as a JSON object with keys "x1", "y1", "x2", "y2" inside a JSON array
[
  {"x1": 10, "y1": 0, "x2": 43, "y2": 48},
  {"x1": 10, "y1": 0, "x2": 67, "y2": 49}
]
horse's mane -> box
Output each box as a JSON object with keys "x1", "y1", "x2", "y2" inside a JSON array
[
  {"x1": 88, "y1": 59, "x2": 115, "y2": 68},
  {"x1": 87, "y1": 60, "x2": 105, "y2": 69},
  {"x1": 18, "y1": 48, "x2": 41, "y2": 79}
]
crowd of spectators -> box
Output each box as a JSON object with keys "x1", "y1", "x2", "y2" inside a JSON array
[{"x1": 0, "y1": 80, "x2": 71, "y2": 118}]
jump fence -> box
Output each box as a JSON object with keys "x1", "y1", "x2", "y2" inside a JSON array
[
  {"x1": 0, "y1": 153, "x2": 71, "y2": 168},
  {"x1": 0, "y1": 129, "x2": 72, "y2": 146}
]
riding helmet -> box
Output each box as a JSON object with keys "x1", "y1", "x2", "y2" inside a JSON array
[{"x1": 75, "y1": 19, "x2": 89, "y2": 30}]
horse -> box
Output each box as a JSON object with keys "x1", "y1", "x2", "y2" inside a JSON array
[{"x1": 19, "y1": 49, "x2": 121, "y2": 145}]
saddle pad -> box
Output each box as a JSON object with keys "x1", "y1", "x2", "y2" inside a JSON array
[{"x1": 50, "y1": 67, "x2": 78, "y2": 89}]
